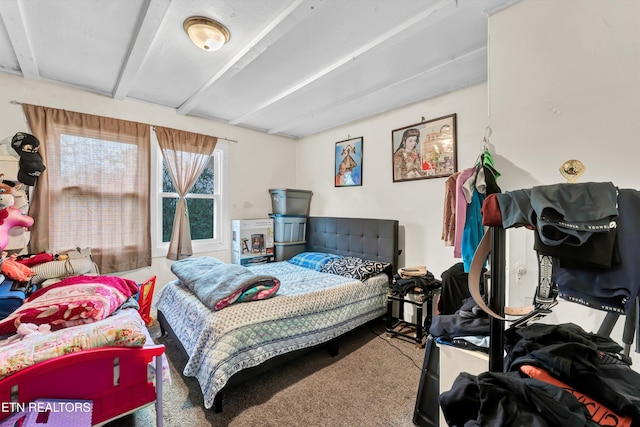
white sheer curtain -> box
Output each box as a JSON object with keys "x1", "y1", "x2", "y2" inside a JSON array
[{"x1": 154, "y1": 126, "x2": 217, "y2": 260}]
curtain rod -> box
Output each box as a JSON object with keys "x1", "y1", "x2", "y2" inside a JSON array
[{"x1": 9, "y1": 100, "x2": 239, "y2": 144}]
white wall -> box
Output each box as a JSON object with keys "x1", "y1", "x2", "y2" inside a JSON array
[
  {"x1": 297, "y1": 0, "x2": 640, "y2": 367},
  {"x1": 489, "y1": 0, "x2": 640, "y2": 366},
  {"x1": 297, "y1": 83, "x2": 490, "y2": 274},
  {"x1": 0, "y1": 72, "x2": 297, "y2": 285}
]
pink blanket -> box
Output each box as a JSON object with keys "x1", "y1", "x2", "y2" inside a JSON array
[{"x1": 0, "y1": 275, "x2": 139, "y2": 336}]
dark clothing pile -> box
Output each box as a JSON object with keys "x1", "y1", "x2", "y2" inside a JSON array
[
  {"x1": 439, "y1": 370, "x2": 599, "y2": 427},
  {"x1": 505, "y1": 323, "x2": 640, "y2": 423},
  {"x1": 428, "y1": 297, "x2": 489, "y2": 343},
  {"x1": 389, "y1": 270, "x2": 439, "y2": 296},
  {"x1": 440, "y1": 322, "x2": 640, "y2": 426},
  {"x1": 437, "y1": 262, "x2": 485, "y2": 315},
  {"x1": 427, "y1": 263, "x2": 490, "y2": 352}
]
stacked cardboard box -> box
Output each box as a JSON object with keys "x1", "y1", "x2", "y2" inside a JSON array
[{"x1": 231, "y1": 219, "x2": 275, "y2": 266}]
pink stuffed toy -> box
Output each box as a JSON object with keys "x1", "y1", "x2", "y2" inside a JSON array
[
  {"x1": 16, "y1": 322, "x2": 51, "y2": 337},
  {"x1": 0, "y1": 322, "x2": 51, "y2": 346},
  {"x1": 0, "y1": 175, "x2": 33, "y2": 251}
]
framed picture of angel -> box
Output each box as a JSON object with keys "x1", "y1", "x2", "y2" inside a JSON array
[
  {"x1": 335, "y1": 137, "x2": 363, "y2": 187},
  {"x1": 391, "y1": 113, "x2": 457, "y2": 182}
]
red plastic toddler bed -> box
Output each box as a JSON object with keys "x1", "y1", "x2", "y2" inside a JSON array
[
  {"x1": 0, "y1": 344, "x2": 165, "y2": 426},
  {"x1": 0, "y1": 275, "x2": 166, "y2": 426}
]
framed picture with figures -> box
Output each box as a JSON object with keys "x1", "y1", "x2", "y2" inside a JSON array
[
  {"x1": 335, "y1": 137, "x2": 363, "y2": 187},
  {"x1": 391, "y1": 114, "x2": 457, "y2": 182}
]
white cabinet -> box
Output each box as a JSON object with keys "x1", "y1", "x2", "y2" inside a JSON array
[{"x1": 438, "y1": 345, "x2": 489, "y2": 425}]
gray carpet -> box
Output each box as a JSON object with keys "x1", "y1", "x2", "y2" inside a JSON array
[{"x1": 108, "y1": 318, "x2": 427, "y2": 427}]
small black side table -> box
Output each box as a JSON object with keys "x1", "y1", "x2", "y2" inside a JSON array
[{"x1": 386, "y1": 279, "x2": 441, "y2": 348}]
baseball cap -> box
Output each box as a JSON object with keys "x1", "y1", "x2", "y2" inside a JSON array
[{"x1": 11, "y1": 132, "x2": 42, "y2": 162}]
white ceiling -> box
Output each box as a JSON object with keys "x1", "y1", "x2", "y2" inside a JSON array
[{"x1": 0, "y1": 0, "x2": 521, "y2": 139}]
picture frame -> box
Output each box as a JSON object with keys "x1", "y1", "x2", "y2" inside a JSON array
[
  {"x1": 391, "y1": 113, "x2": 457, "y2": 182},
  {"x1": 335, "y1": 136, "x2": 363, "y2": 187}
]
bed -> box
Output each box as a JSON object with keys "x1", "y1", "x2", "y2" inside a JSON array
[
  {"x1": 156, "y1": 216, "x2": 399, "y2": 412},
  {"x1": 0, "y1": 276, "x2": 168, "y2": 427}
]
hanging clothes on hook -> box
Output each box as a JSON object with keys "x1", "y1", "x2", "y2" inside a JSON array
[
  {"x1": 475, "y1": 130, "x2": 501, "y2": 196},
  {"x1": 453, "y1": 166, "x2": 477, "y2": 259},
  {"x1": 442, "y1": 171, "x2": 461, "y2": 246},
  {"x1": 452, "y1": 130, "x2": 503, "y2": 272},
  {"x1": 476, "y1": 150, "x2": 501, "y2": 196}
]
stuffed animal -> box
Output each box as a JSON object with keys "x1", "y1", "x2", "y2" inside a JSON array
[
  {"x1": 0, "y1": 174, "x2": 34, "y2": 251},
  {"x1": 0, "y1": 322, "x2": 51, "y2": 346},
  {"x1": 0, "y1": 175, "x2": 15, "y2": 210},
  {"x1": 17, "y1": 322, "x2": 51, "y2": 336},
  {"x1": 1, "y1": 251, "x2": 35, "y2": 282}
]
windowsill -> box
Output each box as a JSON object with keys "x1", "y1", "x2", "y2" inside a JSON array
[{"x1": 152, "y1": 240, "x2": 228, "y2": 258}]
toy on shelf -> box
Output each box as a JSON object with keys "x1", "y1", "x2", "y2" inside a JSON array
[{"x1": 0, "y1": 174, "x2": 33, "y2": 252}]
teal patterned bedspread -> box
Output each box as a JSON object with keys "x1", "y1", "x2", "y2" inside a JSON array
[{"x1": 156, "y1": 261, "x2": 388, "y2": 409}]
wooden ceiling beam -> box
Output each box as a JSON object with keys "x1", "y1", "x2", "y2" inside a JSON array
[
  {"x1": 113, "y1": 0, "x2": 172, "y2": 100},
  {"x1": 266, "y1": 45, "x2": 487, "y2": 136},
  {"x1": 229, "y1": 0, "x2": 456, "y2": 126},
  {"x1": 0, "y1": 0, "x2": 39, "y2": 80}
]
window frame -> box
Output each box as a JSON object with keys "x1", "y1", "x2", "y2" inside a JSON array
[{"x1": 150, "y1": 135, "x2": 229, "y2": 258}]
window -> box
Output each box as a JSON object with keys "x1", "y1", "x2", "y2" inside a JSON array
[
  {"x1": 24, "y1": 105, "x2": 152, "y2": 274},
  {"x1": 53, "y1": 133, "x2": 142, "y2": 250},
  {"x1": 151, "y1": 138, "x2": 228, "y2": 257}
]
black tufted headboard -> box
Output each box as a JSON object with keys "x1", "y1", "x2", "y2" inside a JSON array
[{"x1": 305, "y1": 217, "x2": 399, "y2": 272}]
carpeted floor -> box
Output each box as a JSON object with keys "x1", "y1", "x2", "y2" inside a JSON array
[{"x1": 107, "y1": 318, "x2": 427, "y2": 427}]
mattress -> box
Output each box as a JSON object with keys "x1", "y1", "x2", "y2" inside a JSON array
[
  {"x1": 156, "y1": 261, "x2": 388, "y2": 409},
  {"x1": 0, "y1": 308, "x2": 147, "y2": 380}
]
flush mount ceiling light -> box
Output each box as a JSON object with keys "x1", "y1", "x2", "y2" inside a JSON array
[{"x1": 183, "y1": 16, "x2": 230, "y2": 52}]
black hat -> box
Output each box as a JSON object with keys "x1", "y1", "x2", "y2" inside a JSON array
[
  {"x1": 11, "y1": 132, "x2": 42, "y2": 162},
  {"x1": 17, "y1": 158, "x2": 46, "y2": 186}
]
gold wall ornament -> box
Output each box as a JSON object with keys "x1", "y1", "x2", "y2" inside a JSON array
[{"x1": 559, "y1": 159, "x2": 585, "y2": 183}]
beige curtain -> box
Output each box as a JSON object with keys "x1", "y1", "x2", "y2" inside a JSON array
[
  {"x1": 23, "y1": 104, "x2": 151, "y2": 273},
  {"x1": 154, "y1": 126, "x2": 217, "y2": 260}
]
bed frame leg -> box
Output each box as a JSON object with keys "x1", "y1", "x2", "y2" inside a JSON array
[
  {"x1": 155, "y1": 354, "x2": 164, "y2": 427},
  {"x1": 157, "y1": 310, "x2": 167, "y2": 337},
  {"x1": 214, "y1": 392, "x2": 223, "y2": 413},
  {"x1": 326, "y1": 341, "x2": 339, "y2": 357}
]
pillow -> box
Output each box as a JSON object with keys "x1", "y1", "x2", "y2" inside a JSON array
[
  {"x1": 29, "y1": 257, "x2": 94, "y2": 285},
  {"x1": 321, "y1": 256, "x2": 391, "y2": 281},
  {"x1": 287, "y1": 252, "x2": 341, "y2": 271}
]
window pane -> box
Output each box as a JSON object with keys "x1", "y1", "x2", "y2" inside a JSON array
[
  {"x1": 162, "y1": 196, "x2": 214, "y2": 241},
  {"x1": 162, "y1": 196, "x2": 177, "y2": 242},
  {"x1": 54, "y1": 133, "x2": 142, "y2": 250},
  {"x1": 191, "y1": 158, "x2": 215, "y2": 194},
  {"x1": 187, "y1": 198, "x2": 214, "y2": 239},
  {"x1": 56, "y1": 190, "x2": 141, "y2": 249},
  {"x1": 161, "y1": 158, "x2": 214, "y2": 194},
  {"x1": 59, "y1": 134, "x2": 137, "y2": 190},
  {"x1": 162, "y1": 160, "x2": 175, "y2": 193}
]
